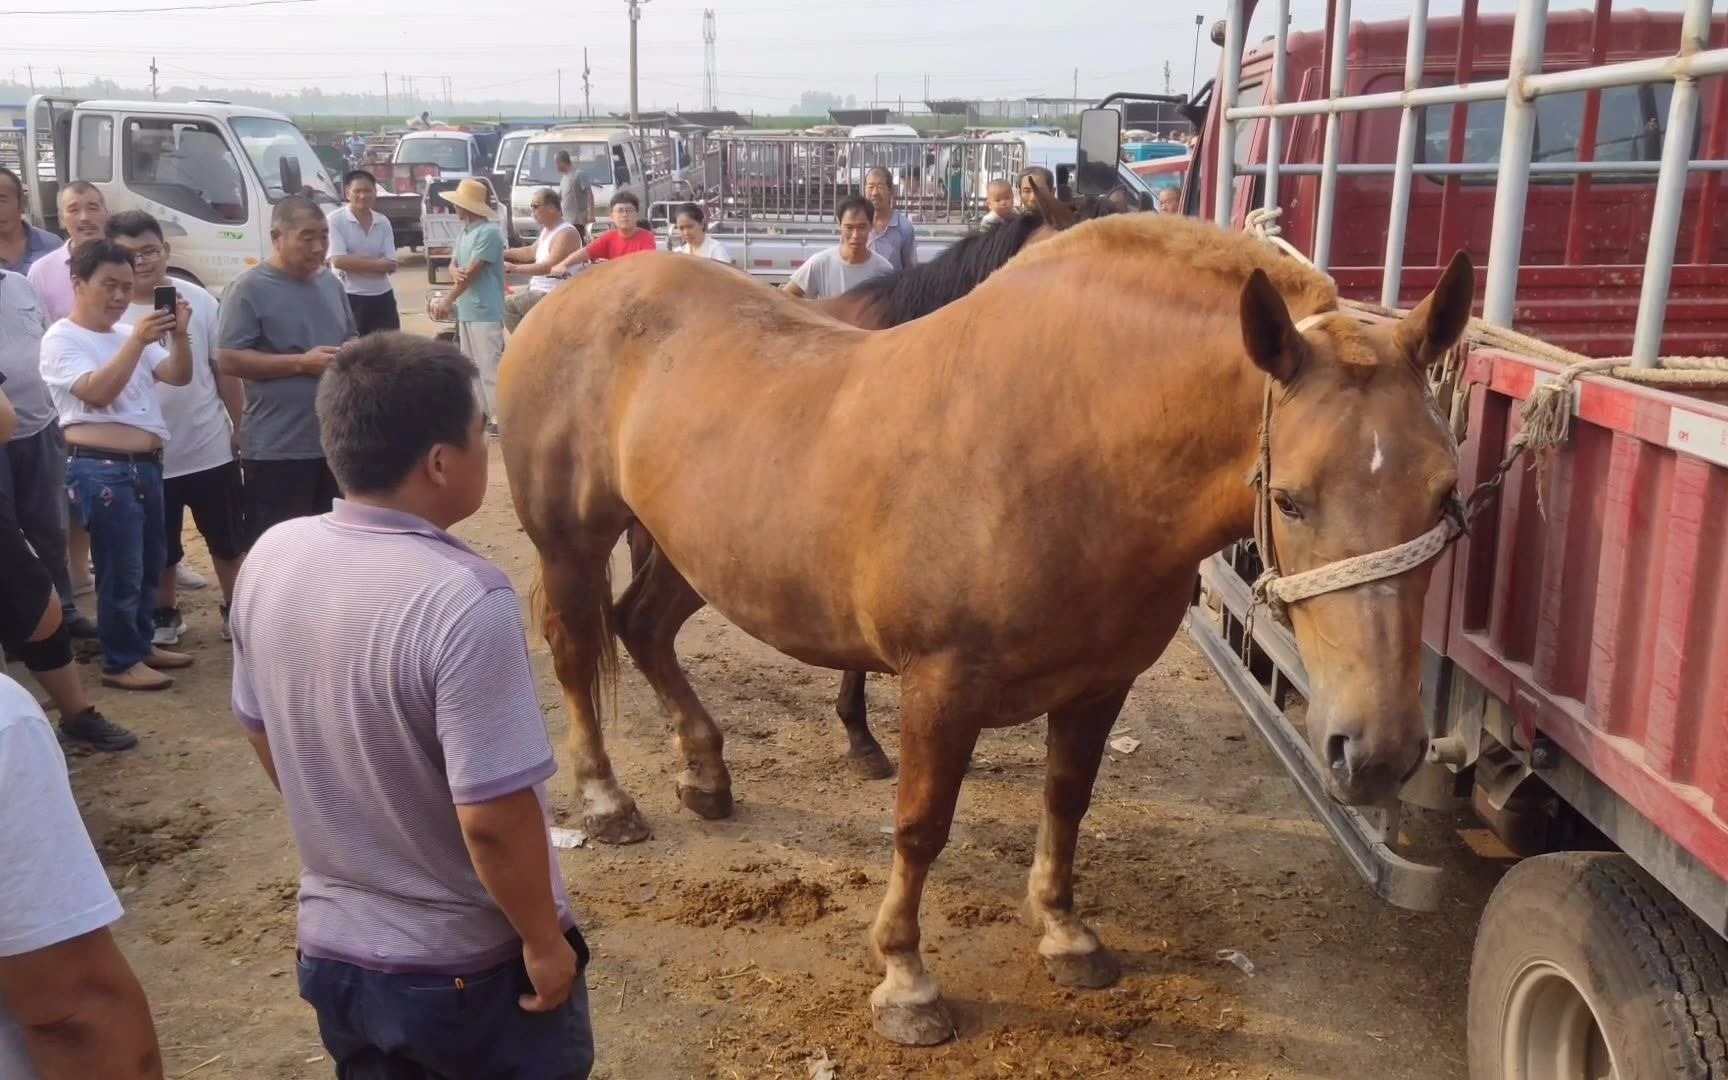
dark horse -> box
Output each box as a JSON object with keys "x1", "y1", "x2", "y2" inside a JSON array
[{"x1": 624, "y1": 194, "x2": 1126, "y2": 782}]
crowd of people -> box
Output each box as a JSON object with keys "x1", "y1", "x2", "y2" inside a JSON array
[{"x1": 0, "y1": 151, "x2": 1108, "y2": 1078}]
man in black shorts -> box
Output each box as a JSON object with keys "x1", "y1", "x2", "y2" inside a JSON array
[
  {"x1": 217, "y1": 196, "x2": 356, "y2": 546},
  {"x1": 109, "y1": 210, "x2": 246, "y2": 644},
  {"x1": 0, "y1": 392, "x2": 136, "y2": 750}
]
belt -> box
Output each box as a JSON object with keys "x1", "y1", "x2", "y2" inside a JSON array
[{"x1": 68, "y1": 446, "x2": 163, "y2": 465}]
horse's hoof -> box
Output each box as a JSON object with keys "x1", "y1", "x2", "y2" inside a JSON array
[
  {"x1": 678, "y1": 784, "x2": 734, "y2": 820},
  {"x1": 1042, "y1": 947, "x2": 1120, "y2": 989},
  {"x1": 585, "y1": 805, "x2": 652, "y2": 845},
  {"x1": 846, "y1": 745, "x2": 896, "y2": 781},
  {"x1": 871, "y1": 998, "x2": 955, "y2": 1046}
]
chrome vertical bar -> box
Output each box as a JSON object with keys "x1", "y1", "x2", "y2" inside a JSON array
[
  {"x1": 1381, "y1": 0, "x2": 1432, "y2": 307},
  {"x1": 1215, "y1": 0, "x2": 1248, "y2": 225},
  {"x1": 1262, "y1": 0, "x2": 1292, "y2": 214},
  {"x1": 1312, "y1": 0, "x2": 1353, "y2": 272},
  {"x1": 1631, "y1": 0, "x2": 1711, "y2": 366},
  {"x1": 1481, "y1": 0, "x2": 1549, "y2": 328}
]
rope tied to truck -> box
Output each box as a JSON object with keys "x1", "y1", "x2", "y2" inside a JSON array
[{"x1": 1242, "y1": 207, "x2": 1728, "y2": 512}]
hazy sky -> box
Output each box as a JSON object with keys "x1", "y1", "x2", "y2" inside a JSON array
[{"x1": 1, "y1": 0, "x2": 1694, "y2": 114}]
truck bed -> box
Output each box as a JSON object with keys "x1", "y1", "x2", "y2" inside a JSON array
[{"x1": 1438, "y1": 346, "x2": 1728, "y2": 883}]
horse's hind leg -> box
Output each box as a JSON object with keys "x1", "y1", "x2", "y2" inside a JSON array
[
  {"x1": 616, "y1": 544, "x2": 734, "y2": 820},
  {"x1": 539, "y1": 545, "x2": 652, "y2": 845},
  {"x1": 836, "y1": 671, "x2": 894, "y2": 780},
  {"x1": 1024, "y1": 686, "x2": 1131, "y2": 989}
]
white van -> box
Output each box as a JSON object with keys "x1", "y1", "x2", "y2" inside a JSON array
[
  {"x1": 16, "y1": 94, "x2": 341, "y2": 292},
  {"x1": 511, "y1": 126, "x2": 663, "y2": 242}
]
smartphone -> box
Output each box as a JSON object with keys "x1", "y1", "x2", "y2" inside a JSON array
[{"x1": 153, "y1": 284, "x2": 177, "y2": 314}]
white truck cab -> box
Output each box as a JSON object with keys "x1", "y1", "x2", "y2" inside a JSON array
[
  {"x1": 17, "y1": 94, "x2": 340, "y2": 293},
  {"x1": 392, "y1": 129, "x2": 486, "y2": 181},
  {"x1": 511, "y1": 126, "x2": 654, "y2": 242}
]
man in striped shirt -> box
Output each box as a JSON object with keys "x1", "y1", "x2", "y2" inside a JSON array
[{"x1": 230, "y1": 333, "x2": 593, "y2": 1077}]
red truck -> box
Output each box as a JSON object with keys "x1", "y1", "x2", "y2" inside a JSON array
[{"x1": 1096, "y1": 2, "x2": 1728, "y2": 1075}]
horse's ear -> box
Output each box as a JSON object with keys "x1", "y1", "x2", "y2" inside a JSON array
[
  {"x1": 1240, "y1": 268, "x2": 1307, "y2": 384},
  {"x1": 1395, "y1": 251, "x2": 1475, "y2": 370},
  {"x1": 1031, "y1": 175, "x2": 1076, "y2": 231}
]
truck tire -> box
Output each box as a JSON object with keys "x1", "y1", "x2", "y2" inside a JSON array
[{"x1": 1469, "y1": 852, "x2": 1728, "y2": 1079}]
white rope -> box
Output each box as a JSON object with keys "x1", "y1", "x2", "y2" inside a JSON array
[{"x1": 1243, "y1": 207, "x2": 1319, "y2": 267}]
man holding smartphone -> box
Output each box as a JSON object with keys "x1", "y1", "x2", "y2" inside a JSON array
[
  {"x1": 218, "y1": 196, "x2": 357, "y2": 546},
  {"x1": 109, "y1": 211, "x2": 245, "y2": 646}
]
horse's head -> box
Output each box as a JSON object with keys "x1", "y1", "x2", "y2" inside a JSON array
[{"x1": 1238, "y1": 252, "x2": 1474, "y2": 806}]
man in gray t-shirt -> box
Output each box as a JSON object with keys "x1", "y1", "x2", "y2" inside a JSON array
[
  {"x1": 217, "y1": 195, "x2": 357, "y2": 547},
  {"x1": 784, "y1": 195, "x2": 893, "y2": 301}
]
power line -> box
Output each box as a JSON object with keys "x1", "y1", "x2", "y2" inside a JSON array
[{"x1": 0, "y1": 0, "x2": 313, "y2": 13}]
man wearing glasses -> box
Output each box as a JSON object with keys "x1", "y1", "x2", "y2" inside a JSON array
[
  {"x1": 107, "y1": 211, "x2": 246, "y2": 648},
  {"x1": 500, "y1": 188, "x2": 582, "y2": 334}
]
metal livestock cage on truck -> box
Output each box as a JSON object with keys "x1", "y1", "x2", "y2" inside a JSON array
[{"x1": 1183, "y1": 0, "x2": 1728, "y2": 1074}]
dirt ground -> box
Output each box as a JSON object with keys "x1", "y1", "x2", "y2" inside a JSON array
[{"x1": 25, "y1": 264, "x2": 1509, "y2": 1079}]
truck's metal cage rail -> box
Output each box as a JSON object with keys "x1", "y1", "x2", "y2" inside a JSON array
[
  {"x1": 710, "y1": 135, "x2": 1027, "y2": 228},
  {"x1": 1214, "y1": 0, "x2": 1728, "y2": 366}
]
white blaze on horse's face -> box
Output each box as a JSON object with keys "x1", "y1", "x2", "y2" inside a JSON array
[{"x1": 1239, "y1": 253, "x2": 1475, "y2": 806}]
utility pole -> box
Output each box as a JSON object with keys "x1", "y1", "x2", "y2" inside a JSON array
[
  {"x1": 1190, "y1": 14, "x2": 1204, "y2": 95},
  {"x1": 701, "y1": 9, "x2": 718, "y2": 112},
  {"x1": 150, "y1": 57, "x2": 159, "y2": 99},
  {"x1": 384, "y1": 71, "x2": 391, "y2": 116},
  {"x1": 56, "y1": 66, "x2": 66, "y2": 92},
  {"x1": 873, "y1": 73, "x2": 879, "y2": 111},
  {"x1": 1072, "y1": 67, "x2": 1078, "y2": 103},
  {"x1": 582, "y1": 49, "x2": 592, "y2": 118},
  {"x1": 26, "y1": 64, "x2": 35, "y2": 92},
  {"x1": 1163, "y1": 60, "x2": 1172, "y2": 95},
  {"x1": 558, "y1": 68, "x2": 563, "y2": 118},
  {"x1": 627, "y1": 0, "x2": 648, "y2": 123}
]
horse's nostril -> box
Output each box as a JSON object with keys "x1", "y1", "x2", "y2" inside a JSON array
[{"x1": 1325, "y1": 734, "x2": 1351, "y2": 780}]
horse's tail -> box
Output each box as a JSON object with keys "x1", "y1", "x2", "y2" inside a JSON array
[{"x1": 530, "y1": 554, "x2": 620, "y2": 730}]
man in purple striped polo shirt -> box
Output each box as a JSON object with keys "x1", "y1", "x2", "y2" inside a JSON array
[{"x1": 230, "y1": 333, "x2": 593, "y2": 1078}]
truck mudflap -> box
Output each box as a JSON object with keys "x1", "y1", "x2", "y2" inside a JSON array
[{"x1": 1187, "y1": 549, "x2": 1445, "y2": 913}]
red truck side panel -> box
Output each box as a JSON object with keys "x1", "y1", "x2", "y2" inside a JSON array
[{"x1": 1431, "y1": 352, "x2": 1728, "y2": 878}]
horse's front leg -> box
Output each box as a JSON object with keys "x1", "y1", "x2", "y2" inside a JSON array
[
  {"x1": 867, "y1": 672, "x2": 981, "y2": 1045},
  {"x1": 1024, "y1": 686, "x2": 1130, "y2": 988}
]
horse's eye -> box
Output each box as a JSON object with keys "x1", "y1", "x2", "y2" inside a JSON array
[{"x1": 1272, "y1": 491, "x2": 1303, "y2": 519}]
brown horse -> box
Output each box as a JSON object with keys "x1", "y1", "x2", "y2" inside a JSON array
[
  {"x1": 498, "y1": 214, "x2": 1472, "y2": 1045},
  {"x1": 621, "y1": 193, "x2": 1120, "y2": 783}
]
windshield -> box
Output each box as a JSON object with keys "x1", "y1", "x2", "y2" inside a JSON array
[
  {"x1": 518, "y1": 141, "x2": 610, "y2": 186},
  {"x1": 496, "y1": 134, "x2": 532, "y2": 172},
  {"x1": 396, "y1": 137, "x2": 470, "y2": 171},
  {"x1": 229, "y1": 116, "x2": 340, "y2": 205}
]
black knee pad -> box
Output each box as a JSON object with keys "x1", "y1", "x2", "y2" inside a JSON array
[{"x1": 14, "y1": 623, "x2": 73, "y2": 673}]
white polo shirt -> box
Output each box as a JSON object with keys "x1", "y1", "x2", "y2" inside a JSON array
[
  {"x1": 326, "y1": 205, "x2": 397, "y2": 297},
  {"x1": 39, "y1": 320, "x2": 172, "y2": 443},
  {"x1": 126, "y1": 280, "x2": 229, "y2": 478}
]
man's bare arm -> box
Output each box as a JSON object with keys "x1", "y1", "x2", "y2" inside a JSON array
[
  {"x1": 218, "y1": 347, "x2": 334, "y2": 381},
  {"x1": 0, "y1": 929, "x2": 164, "y2": 1080},
  {"x1": 456, "y1": 789, "x2": 576, "y2": 1012},
  {"x1": 245, "y1": 729, "x2": 281, "y2": 792},
  {"x1": 330, "y1": 254, "x2": 396, "y2": 275}
]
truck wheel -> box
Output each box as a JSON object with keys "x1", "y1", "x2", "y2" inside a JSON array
[{"x1": 1469, "y1": 852, "x2": 1728, "y2": 1079}]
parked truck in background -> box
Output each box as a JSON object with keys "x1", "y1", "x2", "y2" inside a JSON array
[
  {"x1": 7, "y1": 94, "x2": 341, "y2": 293},
  {"x1": 1087, "y1": 2, "x2": 1728, "y2": 1073}
]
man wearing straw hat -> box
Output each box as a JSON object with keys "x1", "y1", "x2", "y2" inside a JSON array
[{"x1": 430, "y1": 179, "x2": 507, "y2": 436}]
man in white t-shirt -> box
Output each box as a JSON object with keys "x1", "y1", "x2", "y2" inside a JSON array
[
  {"x1": 108, "y1": 210, "x2": 245, "y2": 647},
  {"x1": 0, "y1": 673, "x2": 163, "y2": 1078},
  {"x1": 38, "y1": 239, "x2": 196, "y2": 693},
  {"x1": 501, "y1": 188, "x2": 582, "y2": 333},
  {"x1": 783, "y1": 195, "x2": 893, "y2": 300}
]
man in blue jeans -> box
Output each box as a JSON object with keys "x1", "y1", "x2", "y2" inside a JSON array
[
  {"x1": 37, "y1": 240, "x2": 195, "y2": 694},
  {"x1": 230, "y1": 332, "x2": 593, "y2": 1078}
]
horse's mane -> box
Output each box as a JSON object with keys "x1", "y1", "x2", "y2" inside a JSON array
[
  {"x1": 844, "y1": 212, "x2": 1053, "y2": 328},
  {"x1": 1006, "y1": 213, "x2": 1339, "y2": 320}
]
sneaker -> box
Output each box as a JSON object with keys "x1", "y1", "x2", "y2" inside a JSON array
[
  {"x1": 175, "y1": 564, "x2": 209, "y2": 590},
  {"x1": 152, "y1": 607, "x2": 186, "y2": 646},
  {"x1": 59, "y1": 707, "x2": 139, "y2": 751},
  {"x1": 146, "y1": 647, "x2": 194, "y2": 671},
  {"x1": 64, "y1": 613, "x2": 100, "y2": 639},
  {"x1": 220, "y1": 602, "x2": 232, "y2": 642},
  {"x1": 101, "y1": 663, "x2": 173, "y2": 692}
]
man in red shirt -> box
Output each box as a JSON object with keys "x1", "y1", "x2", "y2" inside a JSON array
[{"x1": 549, "y1": 192, "x2": 657, "y2": 276}]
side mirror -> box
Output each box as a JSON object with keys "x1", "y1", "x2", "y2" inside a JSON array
[
  {"x1": 278, "y1": 155, "x2": 302, "y2": 196},
  {"x1": 1075, "y1": 108, "x2": 1122, "y2": 197}
]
